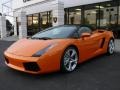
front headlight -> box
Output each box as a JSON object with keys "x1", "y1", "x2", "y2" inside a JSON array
[{"x1": 32, "y1": 43, "x2": 56, "y2": 57}]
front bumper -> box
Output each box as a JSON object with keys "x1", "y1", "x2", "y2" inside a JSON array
[
  {"x1": 4, "y1": 51, "x2": 60, "y2": 74},
  {"x1": 4, "y1": 52, "x2": 41, "y2": 74}
]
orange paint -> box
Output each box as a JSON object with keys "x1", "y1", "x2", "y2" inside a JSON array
[{"x1": 4, "y1": 30, "x2": 114, "y2": 74}]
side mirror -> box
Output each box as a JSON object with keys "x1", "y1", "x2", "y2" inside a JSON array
[{"x1": 81, "y1": 33, "x2": 91, "y2": 39}]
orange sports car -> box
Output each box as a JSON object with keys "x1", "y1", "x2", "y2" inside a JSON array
[{"x1": 4, "y1": 25, "x2": 115, "y2": 74}]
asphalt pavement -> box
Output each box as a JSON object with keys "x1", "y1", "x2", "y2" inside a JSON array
[{"x1": 0, "y1": 40, "x2": 120, "y2": 90}]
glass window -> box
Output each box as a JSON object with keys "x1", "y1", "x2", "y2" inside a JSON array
[
  {"x1": 48, "y1": 11, "x2": 52, "y2": 27},
  {"x1": 65, "y1": 7, "x2": 81, "y2": 24},
  {"x1": 32, "y1": 26, "x2": 77, "y2": 39},
  {"x1": 27, "y1": 11, "x2": 52, "y2": 36},
  {"x1": 41, "y1": 12, "x2": 47, "y2": 29},
  {"x1": 27, "y1": 15, "x2": 33, "y2": 35},
  {"x1": 64, "y1": 1, "x2": 119, "y2": 38},
  {"x1": 41, "y1": 11, "x2": 52, "y2": 30},
  {"x1": 33, "y1": 14, "x2": 39, "y2": 34},
  {"x1": 84, "y1": 4, "x2": 99, "y2": 28},
  {"x1": 99, "y1": 2, "x2": 118, "y2": 28},
  {"x1": 78, "y1": 27, "x2": 92, "y2": 36},
  {"x1": 119, "y1": 1, "x2": 120, "y2": 25},
  {"x1": 33, "y1": 14, "x2": 39, "y2": 25},
  {"x1": 27, "y1": 15, "x2": 32, "y2": 26},
  {"x1": 64, "y1": 9, "x2": 68, "y2": 24}
]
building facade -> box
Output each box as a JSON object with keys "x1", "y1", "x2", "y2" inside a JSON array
[{"x1": 12, "y1": 0, "x2": 120, "y2": 38}]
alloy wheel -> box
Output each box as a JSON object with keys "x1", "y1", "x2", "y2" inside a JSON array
[
  {"x1": 63, "y1": 48, "x2": 78, "y2": 72},
  {"x1": 108, "y1": 39, "x2": 115, "y2": 54}
]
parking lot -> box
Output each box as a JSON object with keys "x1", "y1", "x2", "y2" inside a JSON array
[{"x1": 0, "y1": 40, "x2": 120, "y2": 90}]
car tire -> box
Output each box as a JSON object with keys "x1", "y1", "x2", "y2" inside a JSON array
[
  {"x1": 107, "y1": 39, "x2": 115, "y2": 55},
  {"x1": 61, "y1": 47, "x2": 78, "y2": 72}
]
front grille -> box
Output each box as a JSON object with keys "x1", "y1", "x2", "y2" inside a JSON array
[
  {"x1": 4, "y1": 57, "x2": 9, "y2": 64},
  {"x1": 23, "y1": 62, "x2": 40, "y2": 72}
]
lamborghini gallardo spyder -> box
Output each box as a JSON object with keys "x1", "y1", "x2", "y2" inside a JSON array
[{"x1": 4, "y1": 25, "x2": 115, "y2": 74}]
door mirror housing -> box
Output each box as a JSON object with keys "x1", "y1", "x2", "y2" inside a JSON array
[{"x1": 81, "y1": 33, "x2": 91, "y2": 39}]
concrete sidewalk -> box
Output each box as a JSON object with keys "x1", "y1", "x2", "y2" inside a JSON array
[{"x1": 0, "y1": 36, "x2": 19, "y2": 41}]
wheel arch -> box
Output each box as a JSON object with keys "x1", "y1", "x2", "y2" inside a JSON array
[
  {"x1": 110, "y1": 37, "x2": 115, "y2": 42},
  {"x1": 64, "y1": 44, "x2": 80, "y2": 61},
  {"x1": 66, "y1": 45, "x2": 79, "y2": 56}
]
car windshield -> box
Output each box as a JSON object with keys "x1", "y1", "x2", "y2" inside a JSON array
[{"x1": 31, "y1": 26, "x2": 77, "y2": 39}]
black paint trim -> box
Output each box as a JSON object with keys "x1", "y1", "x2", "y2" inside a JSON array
[{"x1": 100, "y1": 38, "x2": 105, "y2": 48}]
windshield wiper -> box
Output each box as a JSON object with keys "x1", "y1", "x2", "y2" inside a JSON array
[{"x1": 31, "y1": 37, "x2": 52, "y2": 40}]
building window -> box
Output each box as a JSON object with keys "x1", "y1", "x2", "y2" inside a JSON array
[
  {"x1": 40, "y1": 11, "x2": 52, "y2": 30},
  {"x1": 99, "y1": 1, "x2": 118, "y2": 28},
  {"x1": 27, "y1": 11, "x2": 52, "y2": 36},
  {"x1": 27, "y1": 15, "x2": 33, "y2": 26},
  {"x1": 84, "y1": 4, "x2": 99, "y2": 28},
  {"x1": 33, "y1": 14, "x2": 39, "y2": 34},
  {"x1": 27, "y1": 15, "x2": 33, "y2": 35},
  {"x1": 118, "y1": 1, "x2": 120, "y2": 25},
  {"x1": 65, "y1": 7, "x2": 81, "y2": 24}
]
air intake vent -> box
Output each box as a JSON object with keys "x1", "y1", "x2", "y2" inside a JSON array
[
  {"x1": 4, "y1": 57, "x2": 9, "y2": 64},
  {"x1": 23, "y1": 62, "x2": 40, "y2": 72}
]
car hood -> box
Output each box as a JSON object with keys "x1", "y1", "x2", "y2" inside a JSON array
[{"x1": 6, "y1": 38, "x2": 60, "y2": 57}]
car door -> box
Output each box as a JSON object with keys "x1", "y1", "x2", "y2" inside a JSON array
[
  {"x1": 77, "y1": 27, "x2": 100, "y2": 62},
  {"x1": 90, "y1": 31, "x2": 106, "y2": 53}
]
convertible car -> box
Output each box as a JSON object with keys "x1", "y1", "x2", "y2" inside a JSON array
[{"x1": 4, "y1": 25, "x2": 115, "y2": 74}]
